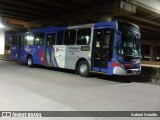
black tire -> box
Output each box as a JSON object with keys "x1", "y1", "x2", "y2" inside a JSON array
[
  {"x1": 27, "y1": 56, "x2": 33, "y2": 67},
  {"x1": 78, "y1": 60, "x2": 90, "y2": 77}
]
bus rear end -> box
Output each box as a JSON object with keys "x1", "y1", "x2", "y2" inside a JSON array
[
  {"x1": 10, "y1": 33, "x2": 25, "y2": 62},
  {"x1": 10, "y1": 35, "x2": 19, "y2": 61}
]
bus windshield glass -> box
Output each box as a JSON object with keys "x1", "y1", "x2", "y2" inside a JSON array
[{"x1": 118, "y1": 22, "x2": 141, "y2": 58}]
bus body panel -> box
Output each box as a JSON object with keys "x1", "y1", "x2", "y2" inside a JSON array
[
  {"x1": 54, "y1": 45, "x2": 92, "y2": 70},
  {"x1": 10, "y1": 21, "x2": 141, "y2": 76}
]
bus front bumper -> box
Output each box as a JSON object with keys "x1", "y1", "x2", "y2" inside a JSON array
[{"x1": 113, "y1": 66, "x2": 141, "y2": 75}]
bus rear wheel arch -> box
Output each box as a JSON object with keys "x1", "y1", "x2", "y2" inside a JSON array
[
  {"x1": 27, "y1": 55, "x2": 33, "y2": 67},
  {"x1": 77, "y1": 60, "x2": 90, "y2": 77}
]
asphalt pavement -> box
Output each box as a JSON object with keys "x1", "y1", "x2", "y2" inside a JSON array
[{"x1": 0, "y1": 60, "x2": 159, "y2": 120}]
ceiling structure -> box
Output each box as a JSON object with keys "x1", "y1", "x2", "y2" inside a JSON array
[
  {"x1": 0, "y1": 0, "x2": 159, "y2": 42},
  {"x1": 0, "y1": 0, "x2": 116, "y2": 21}
]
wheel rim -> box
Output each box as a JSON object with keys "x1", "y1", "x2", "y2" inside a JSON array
[
  {"x1": 80, "y1": 64, "x2": 87, "y2": 74},
  {"x1": 28, "y1": 58, "x2": 32, "y2": 66}
]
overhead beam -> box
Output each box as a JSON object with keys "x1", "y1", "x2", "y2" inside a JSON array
[
  {"x1": 132, "y1": 0, "x2": 160, "y2": 14},
  {"x1": 68, "y1": 0, "x2": 93, "y2": 5},
  {"x1": 28, "y1": 0, "x2": 137, "y2": 27},
  {"x1": 0, "y1": 14, "x2": 34, "y2": 21},
  {"x1": 0, "y1": 0, "x2": 64, "y2": 14},
  {"x1": 0, "y1": 10, "x2": 38, "y2": 20},
  {"x1": 141, "y1": 30, "x2": 160, "y2": 38},
  {"x1": 114, "y1": 15, "x2": 160, "y2": 32},
  {"x1": 28, "y1": 0, "x2": 77, "y2": 9},
  {"x1": 61, "y1": 0, "x2": 136, "y2": 22},
  {"x1": 7, "y1": 18, "x2": 29, "y2": 28},
  {"x1": 0, "y1": 2, "x2": 52, "y2": 17}
]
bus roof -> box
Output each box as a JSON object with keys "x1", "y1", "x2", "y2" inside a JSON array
[{"x1": 31, "y1": 26, "x2": 66, "y2": 33}]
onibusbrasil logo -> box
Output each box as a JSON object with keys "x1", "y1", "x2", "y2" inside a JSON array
[{"x1": 2, "y1": 112, "x2": 42, "y2": 118}]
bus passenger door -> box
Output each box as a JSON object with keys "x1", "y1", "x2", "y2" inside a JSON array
[
  {"x1": 92, "y1": 28, "x2": 111, "y2": 73},
  {"x1": 45, "y1": 33, "x2": 56, "y2": 66},
  {"x1": 17, "y1": 35, "x2": 25, "y2": 61},
  {"x1": 17, "y1": 36, "x2": 21, "y2": 61}
]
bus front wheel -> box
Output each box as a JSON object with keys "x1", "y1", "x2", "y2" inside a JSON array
[
  {"x1": 78, "y1": 60, "x2": 90, "y2": 77},
  {"x1": 27, "y1": 56, "x2": 33, "y2": 67}
]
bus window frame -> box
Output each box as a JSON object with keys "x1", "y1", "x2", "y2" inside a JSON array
[
  {"x1": 76, "y1": 28, "x2": 91, "y2": 45},
  {"x1": 34, "y1": 32, "x2": 45, "y2": 45}
]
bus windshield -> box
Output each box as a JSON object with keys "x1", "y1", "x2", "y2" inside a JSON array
[
  {"x1": 120, "y1": 32, "x2": 141, "y2": 57},
  {"x1": 117, "y1": 22, "x2": 141, "y2": 59}
]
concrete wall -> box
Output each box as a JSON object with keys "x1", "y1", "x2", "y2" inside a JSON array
[{"x1": 0, "y1": 30, "x2": 5, "y2": 55}]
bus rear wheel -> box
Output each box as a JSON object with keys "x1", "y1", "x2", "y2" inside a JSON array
[
  {"x1": 78, "y1": 60, "x2": 90, "y2": 77},
  {"x1": 27, "y1": 56, "x2": 33, "y2": 67}
]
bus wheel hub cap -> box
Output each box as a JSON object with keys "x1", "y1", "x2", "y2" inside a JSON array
[
  {"x1": 80, "y1": 64, "x2": 87, "y2": 74},
  {"x1": 28, "y1": 59, "x2": 32, "y2": 65}
]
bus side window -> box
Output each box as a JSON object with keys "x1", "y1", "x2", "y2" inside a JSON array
[
  {"x1": 76, "y1": 28, "x2": 91, "y2": 45},
  {"x1": 64, "y1": 30, "x2": 76, "y2": 45},
  {"x1": 25, "y1": 33, "x2": 34, "y2": 45},
  {"x1": 46, "y1": 33, "x2": 56, "y2": 45},
  {"x1": 35, "y1": 33, "x2": 44, "y2": 45},
  {"x1": 57, "y1": 31, "x2": 64, "y2": 45}
]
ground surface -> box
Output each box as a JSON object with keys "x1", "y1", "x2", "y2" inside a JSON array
[{"x1": 0, "y1": 60, "x2": 159, "y2": 120}]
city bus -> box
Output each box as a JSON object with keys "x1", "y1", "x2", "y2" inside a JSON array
[{"x1": 10, "y1": 21, "x2": 141, "y2": 77}]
